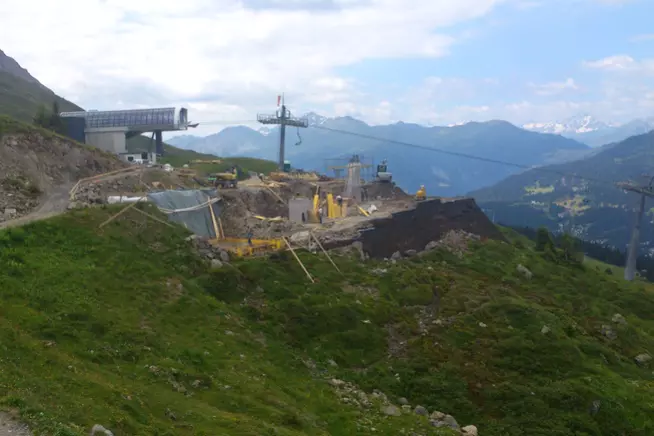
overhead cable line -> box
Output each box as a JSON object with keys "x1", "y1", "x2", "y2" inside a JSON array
[
  {"x1": 189, "y1": 118, "x2": 625, "y2": 189},
  {"x1": 309, "y1": 124, "x2": 623, "y2": 188}
]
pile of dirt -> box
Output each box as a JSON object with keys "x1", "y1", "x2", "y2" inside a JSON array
[
  {"x1": 0, "y1": 129, "x2": 126, "y2": 223},
  {"x1": 364, "y1": 181, "x2": 410, "y2": 200},
  {"x1": 218, "y1": 188, "x2": 304, "y2": 238}
]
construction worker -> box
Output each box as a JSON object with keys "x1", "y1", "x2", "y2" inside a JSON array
[
  {"x1": 247, "y1": 229, "x2": 253, "y2": 246},
  {"x1": 318, "y1": 207, "x2": 323, "y2": 224}
]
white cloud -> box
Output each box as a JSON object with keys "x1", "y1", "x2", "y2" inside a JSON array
[
  {"x1": 529, "y1": 78, "x2": 579, "y2": 96},
  {"x1": 583, "y1": 55, "x2": 654, "y2": 73},
  {"x1": 1, "y1": 0, "x2": 652, "y2": 135},
  {"x1": 0, "y1": 0, "x2": 508, "y2": 130}
]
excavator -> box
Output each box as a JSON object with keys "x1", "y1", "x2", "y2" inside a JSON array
[{"x1": 208, "y1": 166, "x2": 238, "y2": 189}]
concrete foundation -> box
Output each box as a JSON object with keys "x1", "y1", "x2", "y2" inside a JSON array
[
  {"x1": 289, "y1": 197, "x2": 313, "y2": 223},
  {"x1": 85, "y1": 128, "x2": 128, "y2": 153}
]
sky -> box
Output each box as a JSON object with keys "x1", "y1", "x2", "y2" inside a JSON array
[{"x1": 1, "y1": 0, "x2": 653, "y2": 136}]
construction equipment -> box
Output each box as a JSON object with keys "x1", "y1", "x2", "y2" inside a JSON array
[
  {"x1": 209, "y1": 166, "x2": 238, "y2": 188},
  {"x1": 210, "y1": 237, "x2": 284, "y2": 257},
  {"x1": 376, "y1": 159, "x2": 392, "y2": 183},
  {"x1": 415, "y1": 185, "x2": 426, "y2": 201}
]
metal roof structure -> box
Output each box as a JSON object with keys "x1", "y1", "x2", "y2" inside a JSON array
[{"x1": 59, "y1": 107, "x2": 189, "y2": 132}]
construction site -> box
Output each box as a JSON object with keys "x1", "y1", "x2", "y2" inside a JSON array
[
  {"x1": 0, "y1": 101, "x2": 503, "y2": 272},
  {"x1": 58, "y1": 151, "x2": 502, "y2": 269}
]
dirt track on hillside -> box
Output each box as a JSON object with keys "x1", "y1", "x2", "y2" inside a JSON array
[
  {"x1": 0, "y1": 183, "x2": 73, "y2": 229},
  {"x1": 0, "y1": 412, "x2": 32, "y2": 435}
]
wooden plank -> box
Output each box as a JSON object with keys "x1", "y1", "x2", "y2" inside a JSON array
[
  {"x1": 132, "y1": 207, "x2": 176, "y2": 228},
  {"x1": 310, "y1": 232, "x2": 343, "y2": 275},
  {"x1": 218, "y1": 217, "x2": 225, "y2": 239},
  {"x1": 266, "y1": 186, "x2": 286, "y2": 204},
  {"x1": 282, "y1": 237, "x2": 315, "y2": 283},
  {"x1": 98, "y1": 197, "x2": 145, "y2": 229},
  {"x1": 208, "y1": 197, "x2": 221, "y2": 240}
]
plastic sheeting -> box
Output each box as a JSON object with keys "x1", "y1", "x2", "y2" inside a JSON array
[{"x1": 147, "y1": 189, "x2": 222, "y2": 237}]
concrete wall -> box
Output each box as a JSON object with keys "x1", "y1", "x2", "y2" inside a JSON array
[
  {"x1": 289, "y1": 198, "x2": 313, "y2": 223},
  {"x1": 343, "y1": 198, "x2": 504, "y2": 259},
  {"x1": 359, "y1": 198, "x2": 505, "y2": 259},
  {"x1": 85, "y1": 129, "x2": 127, "y2": 154}
]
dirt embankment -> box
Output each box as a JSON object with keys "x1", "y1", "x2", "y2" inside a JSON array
[
  {"x1": 0, "y1": 131, "x2": 126, "y2": 223},
  {"x1": 219, "y1": 188, "x2": 301, "y2": 238}
]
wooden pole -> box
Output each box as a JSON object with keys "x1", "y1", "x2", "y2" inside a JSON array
[
  {"x1": 98, "y1": 197, "x2": 146, "y2": 229},
  {"x1": 132, "y1": 207, "x2": 176, "y2": 228},
  {"x1": 282, "y1": 237, "x2": 315, "y2": 283},
  {"x1": 310, "y1": 232, "x2": 343, "y2": 274},
  {"x1": 266, "y1": 186, "x2": 285, "y2": 204},
  {"x1": 208, "y1": 199, "x2": 221, "y2": 240},
  {"x1": 218, "y1": 217, "x2": 225, "y2": 239}
]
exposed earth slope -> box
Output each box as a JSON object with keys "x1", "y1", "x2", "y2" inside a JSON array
[
  {"x1": 0, "y1": 115, "x2": 126, "y2": 225},
  {"x1": 0, "y1": 206, "x2": 652, "y2": 435}
]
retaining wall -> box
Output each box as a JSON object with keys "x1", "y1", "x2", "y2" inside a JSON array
[{"x1": 354, "y1": 198, "x2": 505, "y2": 259}]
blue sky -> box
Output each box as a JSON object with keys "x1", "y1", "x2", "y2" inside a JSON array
[
  {"x1": 336, "y1": 0, "x2": 654, "y2": 125},
  {"x1": 1, "y1": 0, "x2": 653, "y2": 134}
]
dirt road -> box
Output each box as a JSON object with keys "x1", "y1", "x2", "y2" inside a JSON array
[
  {"x1": 0, "y1": 413, "x2": 32, "y2": 436},
  {"x1": 0, "y1": 184, "x2": 73, "y2": 230}
]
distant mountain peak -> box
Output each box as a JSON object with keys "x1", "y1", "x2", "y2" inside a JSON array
[
  {"x1": 0, "y1": 49, "x2": 41, "y2": 85},
  {"x1": 304, "y1": 112, "x2": 328, "y2": 126},
  {"x1": 523, "y1": 114, "x2": 614, "y2": 135}
]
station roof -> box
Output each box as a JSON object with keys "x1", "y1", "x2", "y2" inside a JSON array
[{"x1": 60, "y1": 107, "x2": 188, "y2": 132}]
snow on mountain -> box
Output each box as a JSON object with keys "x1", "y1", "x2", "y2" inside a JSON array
[
  {"x1": 304, "y1": 112, "x2": 328, "y2": 126},
  {"x1": 523, "y1": 114, "x2": 614, "y2": 135}
]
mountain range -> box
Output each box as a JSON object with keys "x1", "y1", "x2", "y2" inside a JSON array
[
  {"x1": 523, "y1": 114, "x2": 654, "y2": 148},
  {"x1": 470, "y1": 130, "x2": 654, "y2": 251},
  {"x1": 169, "y1": 114, "x2": 596, "y2": 196}
]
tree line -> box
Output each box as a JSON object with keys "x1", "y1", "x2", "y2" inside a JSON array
[
  {"x1": 33, "y1": 101, "x2": 66, "y2": 135},
  {"x1": 512, "y1": 226, "x2": 654, "y2": 281}
]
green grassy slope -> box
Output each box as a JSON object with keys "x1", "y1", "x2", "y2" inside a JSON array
[
  {"x1": 0, "y1": 71, "x2": 81, "y2": 123},
  {"x1": 0, "y1": 207, "x2": 652, "y2": 435},
  {"x1": 0, "y1": 206, "x2": 457, "y2": 436}
]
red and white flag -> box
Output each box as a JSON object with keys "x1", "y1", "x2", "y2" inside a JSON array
[{"x1": 277, "y1": 95, "x2": 281, "y2": 106}]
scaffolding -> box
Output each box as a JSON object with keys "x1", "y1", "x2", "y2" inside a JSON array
[{"x1": 324, "y1": 155, "x2": 375, "y2": 182}]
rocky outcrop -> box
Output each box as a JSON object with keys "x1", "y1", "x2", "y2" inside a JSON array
[{"x1": 328, "y1": 377, "x2": 479, "y2": 434}]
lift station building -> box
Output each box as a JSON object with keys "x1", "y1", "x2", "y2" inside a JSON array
[{"x1": 59, "y1": 107, "x2": 190, "y2": 163}]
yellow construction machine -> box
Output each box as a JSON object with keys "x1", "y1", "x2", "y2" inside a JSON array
[
  {"x1": 209, "y1": 167, "x2": 238, "y2": 188},
  {"x1": 415, "y1": 185, "x2": 427, "y2": 201}
]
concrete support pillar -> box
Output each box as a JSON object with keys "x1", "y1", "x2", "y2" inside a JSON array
[{"x1": 155, "y1": 130, "x2": 163, "y2": 156}]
